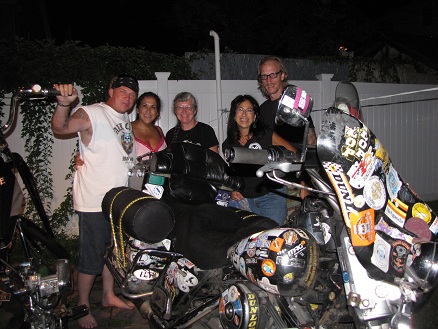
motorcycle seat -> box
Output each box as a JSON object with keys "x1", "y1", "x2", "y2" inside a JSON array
[{"x1": 163, "y1": 195, "x2": 278, "y2": 269}]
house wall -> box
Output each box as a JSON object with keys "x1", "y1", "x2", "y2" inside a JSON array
[{"x1": 5, "y1": 74, "x2": 438, "y2": 228}]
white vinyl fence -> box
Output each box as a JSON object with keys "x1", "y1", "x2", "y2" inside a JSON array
[{"x1": 5, "y1": 73, "x2": 438, "y2": 221}]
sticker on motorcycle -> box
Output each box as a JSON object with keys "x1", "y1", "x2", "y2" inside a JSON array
[
  {"x1": 261, "y1": 259, "x2": 276, "y2": 277},
  {"x1": 257, "y1": 276, "x2": 279, "y2": 294},
  {"x1": 341, "y1": 126, "x2": 371, "y2": 162},
  {"x1": 375, "y1": 217, "x2": 413, "y2": 244},
  {"x1": 347, "y1": 148, "x2": 377, "y2": 189},
  {"x1": 349, "y1": 208, "x2": 375, "y2": 246},
  {"x1": 0, "y1": 289, "x2": 11, "y2": 303},
  {"x1": 133, "y1": 269, "x2": 160, "y2": 281},
  {"x1": 385, "y1": 198, "x2": 408, "y2": 228},
  {"x1": 386, "y1": 164, "x2": 402, "y2": 201},
  {"x1": 354, "y1": 195, "x2": 366, "y2": 208},
  {"x1": 283, "y1": 230, "x2": 299, "y2": 245},
  {"x1": 390, "y1": 240, "x2": 411, "y2": 276},
  {"x1": 176, "y1": 269, "x2": 198, "y2": 292},
  {"x1": 363, "y1": 176, "x2": 386, "y2": 210},
  {"x1": 405, "y1": 217, "x2": 432, "y2": 243},
  {"x1": 323, "y1": 161, "x2": 358, "y2": 227},
  {"x1": 321, "y1": 222, "x2": 333, "y2": 245},
  {"x1": 269, "y1": 238, "x2": 284, "y2": 252},
  {"x1": 411, "y1": 202, "x2": 432, "y2": 224},
  {"x1": 371, "y1": 233, "x2": 391, "y2": 273}
]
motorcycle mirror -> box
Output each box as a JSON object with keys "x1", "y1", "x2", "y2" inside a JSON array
[{"x1": 276, "y1": 85, "x2": 313, "y2": 127}]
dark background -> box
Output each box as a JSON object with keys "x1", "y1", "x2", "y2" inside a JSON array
[{"x1": 2, "y1": 0, "x2": 429, "y2": 57}]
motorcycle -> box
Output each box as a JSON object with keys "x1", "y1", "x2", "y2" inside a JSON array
[
  {"x1": 102, "y1": 82, "x2": 438, "y2": 328},
  {"x1": 0, "y1": 86, "x2": 88, "y2": 328}
]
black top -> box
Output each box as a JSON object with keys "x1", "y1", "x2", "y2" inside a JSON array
[
  {"x1": 166, "y1": 122, "x2": 219, "y2": 149},
  {"x1": 222, "y1": 128, "x2": 283, "y2": 198},
  {"x1": 260, "y1": 98, "x2": 315, "y2": 144}
]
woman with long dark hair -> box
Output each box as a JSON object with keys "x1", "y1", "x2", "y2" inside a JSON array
[{"x1": 222, "y1": 94, "x2": 298, "y2": 225}]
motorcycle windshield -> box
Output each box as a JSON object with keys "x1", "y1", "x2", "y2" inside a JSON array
[
  {"x1": 334, "y1": 81, "x2": 363, "y2": 121},
  {"x1": 317, "y1": 107, "x2": 437, "y2": 280}
]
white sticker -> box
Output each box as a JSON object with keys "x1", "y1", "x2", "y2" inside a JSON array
[
  {"x1": 371, "y1": 234, "x2": 391, "y2": 273},
  {"x1": 133, "y1": 269, "x2": 159, "y2": 281},
  {"x1": 363, "y1": 176, "x2": 386, "y2": 210},
  {"x1": 145, "y1": 183, "x2": 164, "y2": 199}
]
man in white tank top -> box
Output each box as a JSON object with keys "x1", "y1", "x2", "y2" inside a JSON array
[{"x1": 52, "y1": 75, "x2": 138, "y2": 328}]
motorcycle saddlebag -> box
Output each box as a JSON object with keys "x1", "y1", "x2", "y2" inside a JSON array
[{"x1": 102, "y1": 187, "x2": 175, "y2": 244}]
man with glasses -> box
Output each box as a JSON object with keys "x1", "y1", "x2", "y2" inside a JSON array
[
  {"x1": 257, "y1": 55, "x2": 317, "y2": 146},
  {"x1": 257, "y1": 56, "x2": 316, "y2": 210}
]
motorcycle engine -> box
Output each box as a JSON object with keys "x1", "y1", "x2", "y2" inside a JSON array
[{"x1": 19, "y1": 259, "x2": 71, "y2": 297}]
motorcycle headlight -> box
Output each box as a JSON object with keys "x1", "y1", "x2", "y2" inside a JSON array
[{"x1": 404, "y1": 242, "x2": 438, "y2": 291}]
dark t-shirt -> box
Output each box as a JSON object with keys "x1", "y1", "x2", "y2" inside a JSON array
[
  {"x1": 165, "y1": 122, "x2": 219, "y2": 149},
  {"x1": 260, "y1": 98, "x2": 315, "y2": 144},
  {"x1": 222, "y1": 128, "x2": 283, "y2": 198}
]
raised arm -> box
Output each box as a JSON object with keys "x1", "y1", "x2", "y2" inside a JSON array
[{"x1": 51, "y1": 84, "x2": 92, "y2": 142}]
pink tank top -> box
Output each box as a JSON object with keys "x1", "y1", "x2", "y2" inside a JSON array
[{"x1": 135, "y1": 126, "x2": 167, "y2": 158}]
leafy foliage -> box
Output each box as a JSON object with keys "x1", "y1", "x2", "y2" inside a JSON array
[
  {"x1": 0, "y1": 38, "x2": 196, "y2": 95},
  {"x1": 0, "y1": 38, "x2": 195, "y2": 257}
]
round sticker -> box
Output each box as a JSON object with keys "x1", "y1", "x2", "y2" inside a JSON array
[
  {"x1": 261, "y1": 259, "x2": 276, "y2": 277},
  {"x1": 412, "y1": 203, "x2": 432, "y2": 224},
  {"x1": 354, "y1": 195, "x2": 365, "y2": 208},
  {"x1": 364, "y1": 176, "x2": 386, "y2": 210}
]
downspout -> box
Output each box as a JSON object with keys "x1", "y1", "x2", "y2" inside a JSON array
[{"x1": 209, "y1": 30, "x2": 224, "y2": 153}]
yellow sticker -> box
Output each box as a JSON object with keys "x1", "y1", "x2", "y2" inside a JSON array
[{"x1": 412, "y1": 203, "x2": 432, "y2": 224}]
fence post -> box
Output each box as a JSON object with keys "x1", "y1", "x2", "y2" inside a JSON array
[
  {"x1": 316, "y1": 73, "x2": 334, "y2": 110},
  {"x1": 155, "y1": 72, "x2": 171, "y2": 133}
]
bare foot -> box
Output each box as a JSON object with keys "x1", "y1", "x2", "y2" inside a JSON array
[
  {"x1": 77, "y1": 312, "x2": 97, "y2": 328},
  {"x1": 102, "y1": 293, "x2": 135, "y2": 310}
]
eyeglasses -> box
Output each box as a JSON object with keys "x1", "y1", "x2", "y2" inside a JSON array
[
  {"x1": 258, "y1": 70, "x2": 282, "y2": 80},
  {"x1": 176, "y1": 105, "x2": 194, "y2": 111},
  {"x1": 236, "y1": 107, "x2": 254, "y2": 114}
]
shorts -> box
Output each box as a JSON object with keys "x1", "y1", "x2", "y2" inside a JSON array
[{"x1": 77, "y1": 211, "x2": 111, "y2": 275}]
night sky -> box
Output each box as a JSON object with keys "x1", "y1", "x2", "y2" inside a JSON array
[{"x1": 3, "y1": 0, "x2": 431, "y2": 57}]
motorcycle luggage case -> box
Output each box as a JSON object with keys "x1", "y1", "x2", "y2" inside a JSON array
[{"x1": 102, "y1": 187, "x2": 175, "y2": 244}]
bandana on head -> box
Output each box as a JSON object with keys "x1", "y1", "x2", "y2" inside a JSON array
[{"x1": 111, "y1": 74, "x2": 139, "y2": 94}]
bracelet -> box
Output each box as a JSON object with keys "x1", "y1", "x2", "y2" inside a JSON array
[{"x1": 57, "y1": 102, "x2": 71, "y2": 108}]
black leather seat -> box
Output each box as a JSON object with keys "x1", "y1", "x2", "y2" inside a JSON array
[{"x1": 149, "y1": 143, "x2": 277, "y2": 269}]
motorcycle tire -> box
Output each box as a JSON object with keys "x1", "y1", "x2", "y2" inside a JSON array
[{"x1": 18, "y1": 216, "x2": 70, "y2": 260}]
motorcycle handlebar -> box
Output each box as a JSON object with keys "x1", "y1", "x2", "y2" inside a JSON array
[
  {"x1": 16, "y1": 84, "x2": 61, "y2": 98},
  {"x1": 224, "y1": 147, "x2": 270, "y2": 165},
  {"x1": 2, "y1": 85, "x2": 61, "y2": 134},
  {"x1": 224, "y1": 146, "x2": 299, "y2": 165}
]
